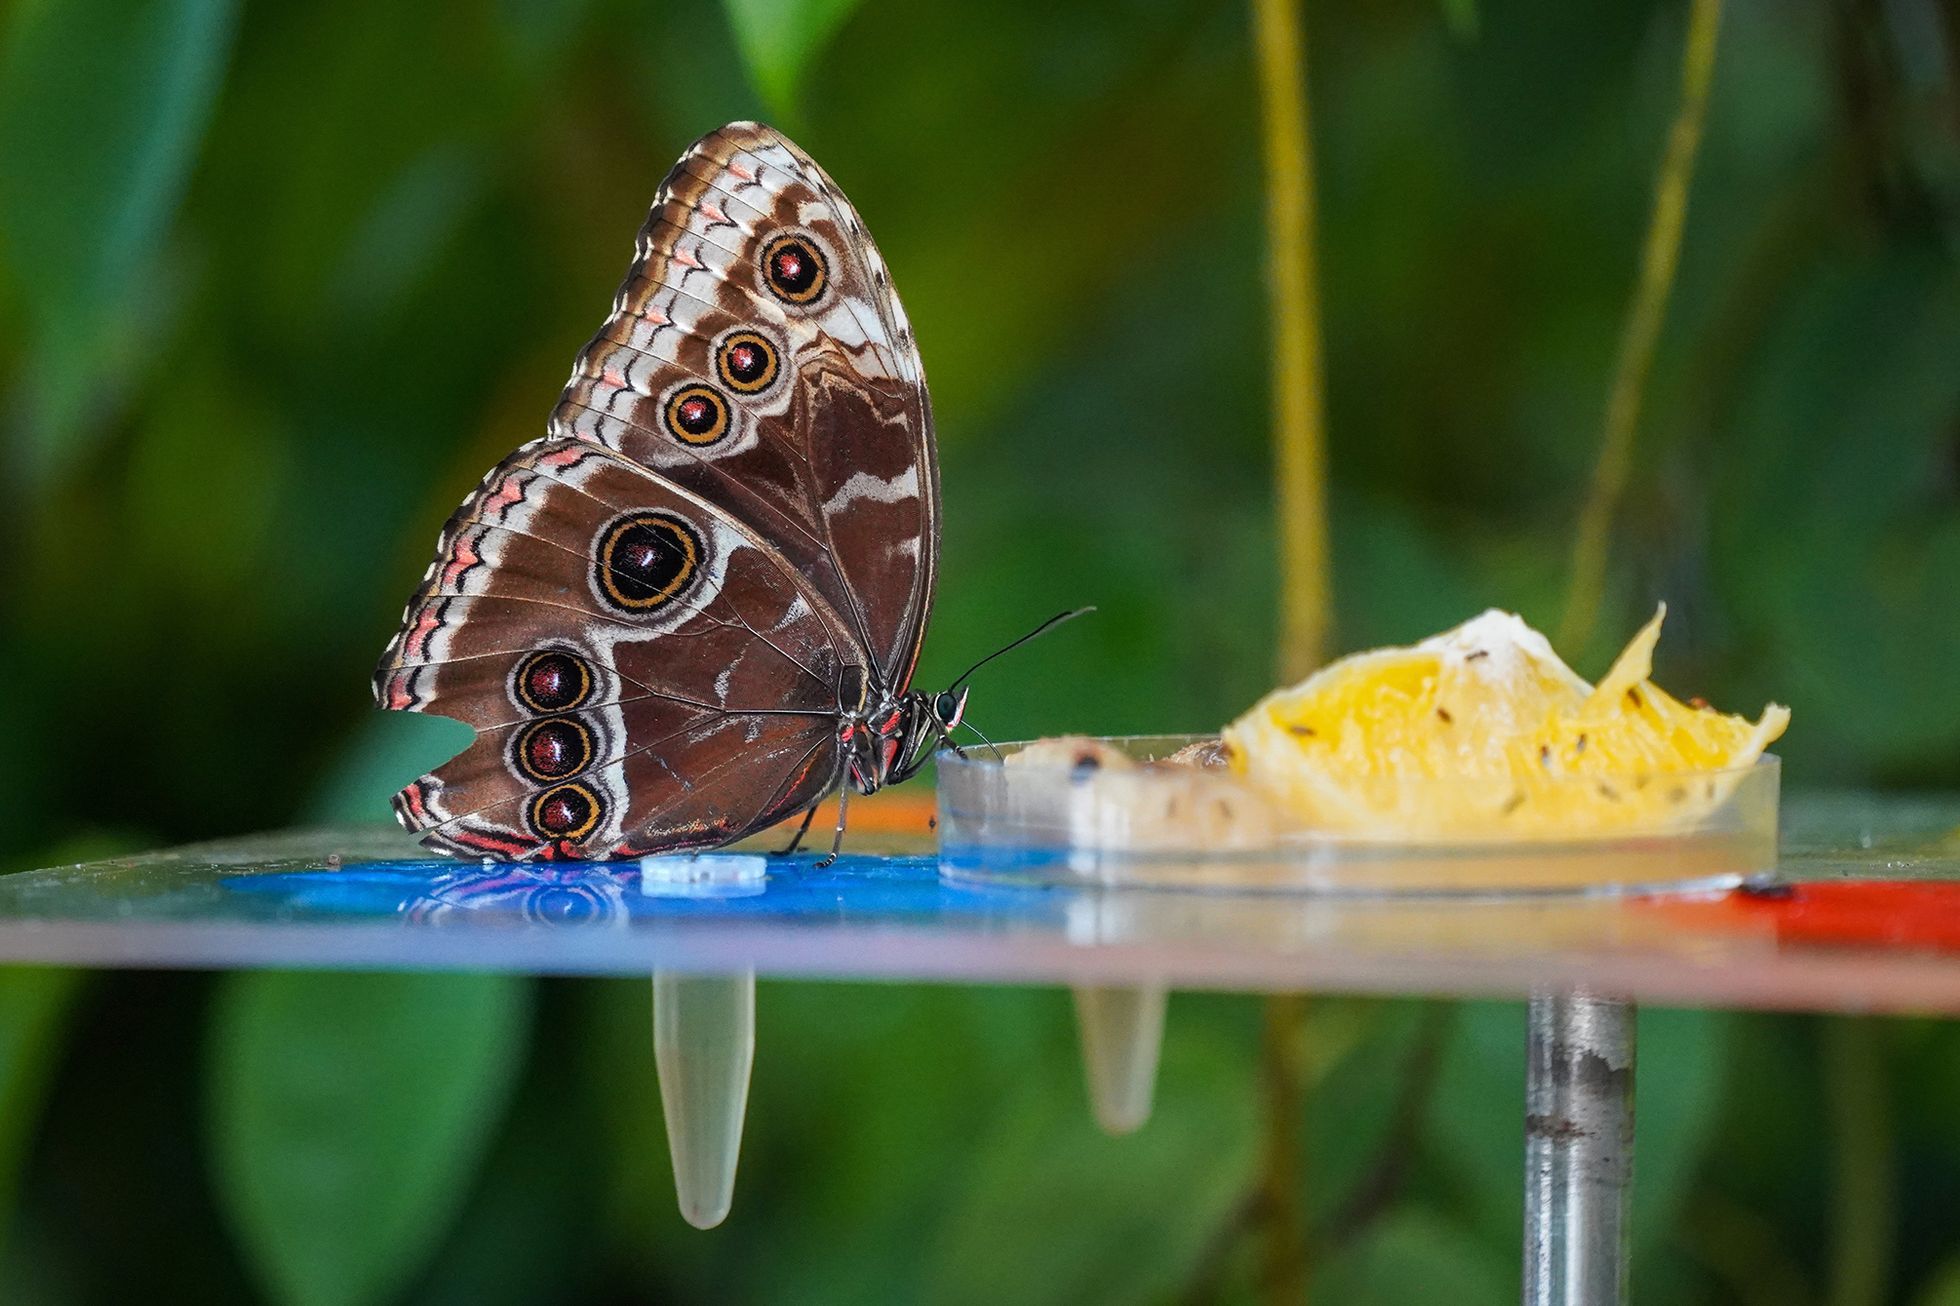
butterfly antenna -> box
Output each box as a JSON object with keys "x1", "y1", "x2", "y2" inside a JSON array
[{"x1": 948, "y1": 607, "x2": 1095, "y2": 692}]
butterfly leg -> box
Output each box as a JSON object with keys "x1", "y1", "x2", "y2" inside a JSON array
[
  {"x1": 775, "y1": 801, "x2": 821, "y2": 856},
  {"x1": 814, "y1": 786, "x2": 851, "y2": 869}
]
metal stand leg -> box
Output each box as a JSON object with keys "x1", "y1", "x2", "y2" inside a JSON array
[{"x1": 1524, "y1": 992, "x2": 1635, "y2": 1306}]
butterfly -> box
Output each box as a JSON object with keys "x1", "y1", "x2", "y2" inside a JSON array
[{"x1": 373, "y1": 122, "x2": 970, "y2": 864}]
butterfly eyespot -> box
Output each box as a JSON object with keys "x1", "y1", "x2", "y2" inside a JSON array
[
  {"x1": 511, "y1": 716, "x2": 596, "y2": 782},
  {"x1": 528, "y1": 782, "x2": 602, "y2": 841},
  {"x1": 714, "y1": 330, "x2": 780, "y2": 394},
  {"x1": 594, "y1": 511, "x2": 703, "y2": 612},
  {"x1": 761, "y1": 232, "x2": 828, "y2": 304},
  {"x1": 513, "y1": 650, "x2": 593, "y2": 713},
  {"x1": 662, "y1": 384, "x2": 730, "y2": 446}
]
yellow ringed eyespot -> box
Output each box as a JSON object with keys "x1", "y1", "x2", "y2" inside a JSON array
[
  {"x1": 512, "y1": 716, "x2": 595, "y2": 782},
  {"x1": 594, "y1": 511, "x2": 702, "y2": 612},
  {"x1": 512, "y1": 649, "x2": 593, "y2": 713},
  {"x1": 715, "y1": 330, "x2": 779, "y2": 394},
  {"x1": 663, "y1": 384, "x2": 730, "y2": 446},
  {"x1": 761, "y1": 232, "x2": 827, "y2": 305},
  {"x1": 528, "y1": 782, "x2": 602, "y2": 840}
]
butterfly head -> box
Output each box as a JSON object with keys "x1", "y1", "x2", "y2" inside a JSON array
[{"x1": 931, "y1": 688, "x2": 969, "y2": 732}]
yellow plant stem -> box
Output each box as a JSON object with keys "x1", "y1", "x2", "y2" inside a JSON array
[
  {"x1": 1257, "y1": 992, "x2": 1310, "y2": 1301},
  {"x1": 1254, "y1": 0, "x2": 1331, "y2": 684},
  {"x1": 1824, "y1": 1018, "x2": 1894, "y2": 1306},
  {"x1": 1559, "y1": 0, "x2": 1724, "y2": 652},
  {"x1": 1251, "y1": 0, "x2": 1325, "y2": 1300}
]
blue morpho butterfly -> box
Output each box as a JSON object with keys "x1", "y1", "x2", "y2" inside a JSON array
[{"x1": 373, "y1": 121, "x2": 1083, "y2": 863}]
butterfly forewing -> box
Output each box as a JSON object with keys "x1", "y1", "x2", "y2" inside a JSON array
[
  {"x1": 549, "y1": 122, "x2": 938, "y2": 691},
  {"x1": 378, "y1": 122, "x2": 937, "y2": 860}
]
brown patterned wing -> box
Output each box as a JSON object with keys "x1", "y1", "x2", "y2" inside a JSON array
[
  {"x1": 549, "y1": 121, "x2": 939, "y2": 695},
  {"x1": 373, "y1": 437, "x2": 863, "y2": 860}
]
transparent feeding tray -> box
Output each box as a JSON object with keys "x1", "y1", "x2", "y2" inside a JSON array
[{"x1": 937, "y1": 735, "x2": 1780, "y2": 897}]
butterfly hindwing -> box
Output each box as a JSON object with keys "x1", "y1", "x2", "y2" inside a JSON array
[{"x1": 376, "y1": 437, "x2": 858, "y2": 859}]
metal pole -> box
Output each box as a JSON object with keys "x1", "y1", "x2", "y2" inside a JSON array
[{"x1": 1524, "y1": 992, "x2": 1636, "y2": 1306}]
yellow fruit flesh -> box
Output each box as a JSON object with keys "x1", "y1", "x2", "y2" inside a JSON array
[{"x1": 1223, "y1": 608, "x2": 1788, "y2": 839}]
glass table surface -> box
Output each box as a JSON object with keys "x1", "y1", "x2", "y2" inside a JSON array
[{"x1": 0, "y1": 790, "x2": 1956, "y2": 1013}]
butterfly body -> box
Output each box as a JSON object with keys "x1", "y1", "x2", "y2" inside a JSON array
[
  {"x1": 375, "y1": 123, "x2": 948, "y2": 862},
  {"x1": 843, "y1": 685, "x2": 968, "y2": 798}
]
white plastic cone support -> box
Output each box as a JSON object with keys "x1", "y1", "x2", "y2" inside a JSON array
[
  {"x1": 1072, "y1": 985, "x2": 1167, "y2": 1135},
  {"x1": 652, "y1": 970, "x2": 756, "y2": 1229}
]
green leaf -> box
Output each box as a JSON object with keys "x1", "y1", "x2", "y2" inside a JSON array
[
  {"x1": 306, "y1": 711, "x2": 477, "y2": 826},
  {"x1": 0, "y1": 969, "x2": 85, "y2": 1249},
  {"x1": 1629, "y1": 1009, "x2": 1730, "y2": 1268},
  {"x1": 208, "y1": 972, "x2": 529, "y2": 1306},
  {"x1": 1710, "y1": 251, "x2": 1960, "y2": 778},
  {"x1": 0, "y1": 0, "x2": 239, "y2": 488},
  {"x1": 1303, "y1": 1000, "x2": 1442, "y2": 1227},
  {"x1": 919, "y1": 1009, "x2": 1258, "y2": 1306},
  {"x1": 1915, "y1": 1257, "x2": 1960, "y2": 1306},
  {"x1": 1439, "y1": 0, "x2": 1479, "y2": 39},
  {"x1": 720, "y1": 0, "x2": 865, "y2": 116},
  {"x1": 1315, "y1": 1207, "x2": 1512, "y2": 1306},
  {"x1": 407, "y1": 997, "x2": 604, "y2": 1306},
  {"x1": 1426, "y1": 1002, "x2": 1524, "y2": 1248}
]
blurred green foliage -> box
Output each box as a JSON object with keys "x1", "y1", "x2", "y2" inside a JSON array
[
  {"x1": 208, "y1": 971, "x2": 529, "y2": 1306},
  {"x1": 1, "y1": 0, "x2": 1957, "y2": 1300}
]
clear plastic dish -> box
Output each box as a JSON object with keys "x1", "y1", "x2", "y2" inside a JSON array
[{"x1": 935, "y1": 736, "x2": 1779, "y2": 897}]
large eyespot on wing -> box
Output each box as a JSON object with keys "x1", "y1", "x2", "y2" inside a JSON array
[
  {"x1": 546, "y1": 121, "x2": 940, "y2": 696},
  {"x1": 374, "y1": 437, "x2": 862, "y2": 859},
  {"x1": 589, "y1": 509, "x2": 702, "y2": 612}
]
